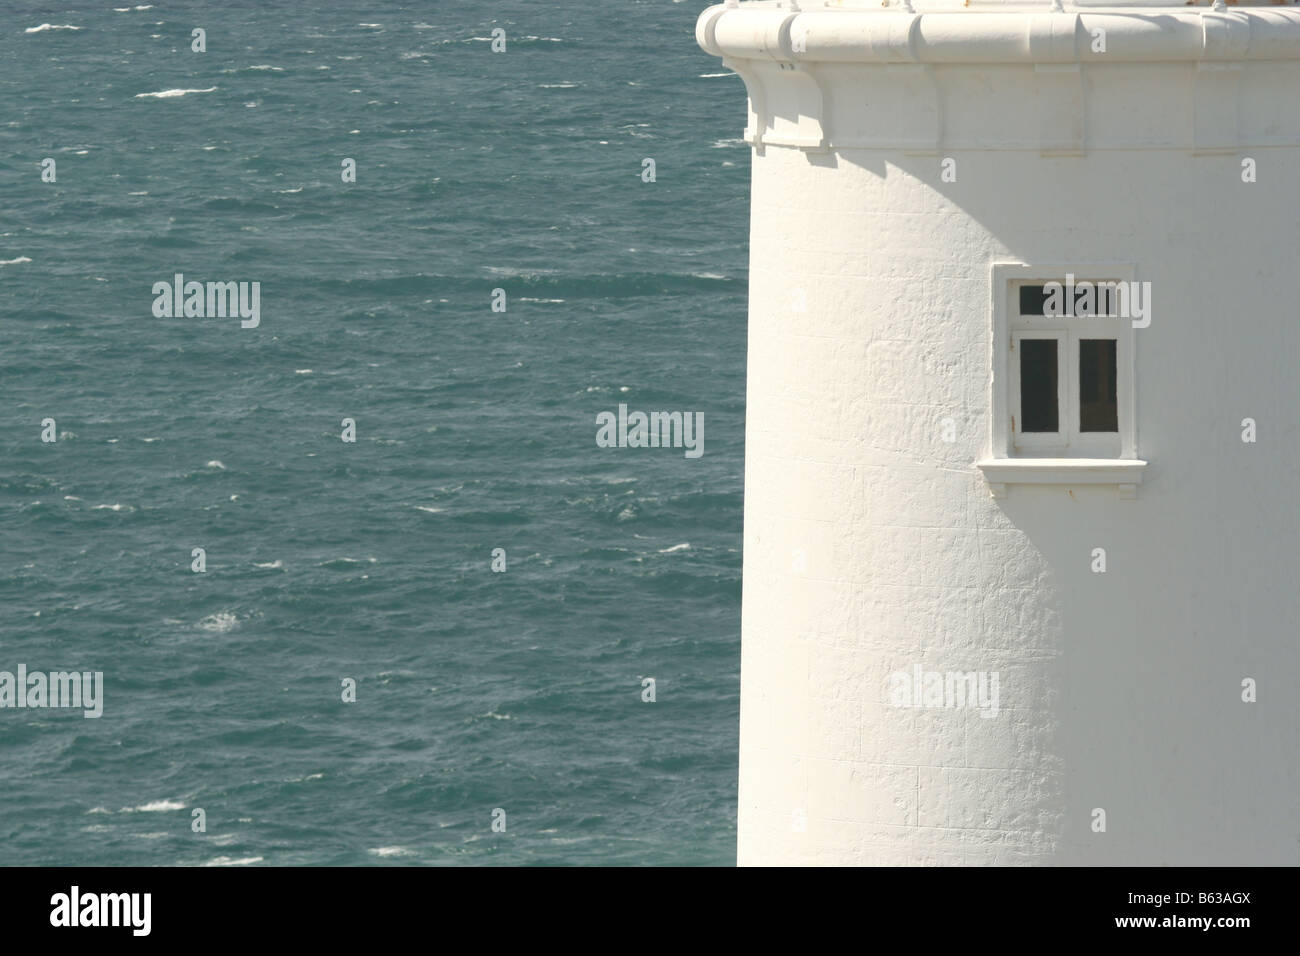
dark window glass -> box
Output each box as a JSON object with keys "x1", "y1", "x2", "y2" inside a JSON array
[
  {"x1": 1019, "y1": 339, "x2": 1058, "y2": 433},
  {"x1": 1019, "y1": 285, "x2": 1052, "y2": 317},
  {"x1": 1019, "y1": 282, "x2": 1118, "y2": 318},
  {"x1": 1079, "y1": 339, "x2": 1118, "y2": 432}
]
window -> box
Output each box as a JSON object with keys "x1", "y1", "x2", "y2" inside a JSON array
[
  {"x1": 1009, "y1": 282, "x2": 1122, "y2": 458},
  {"x1": 979, "y1": 264, "x2": 1146, "y2": 498}
]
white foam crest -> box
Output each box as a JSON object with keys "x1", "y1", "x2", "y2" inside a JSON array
[
  {"x1": 124, "y1": 799, "x2": 186, "y2": 812},
  {"x1": 135, "y1": 87, "x2": 217, "y2": 99},
  {"x1": 197, "y1": 612, "x2": 238, "y2": 633},
  {"x1": 368, "y1": 847, "x2": 415, "y2": 857},
  {"x1": 202, "y1": 856, "x2": 263, "y2": 866}
]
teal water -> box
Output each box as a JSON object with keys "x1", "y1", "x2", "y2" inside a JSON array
[{"x1": 0, "y1": 0, "x2": 747, "y2": 865}]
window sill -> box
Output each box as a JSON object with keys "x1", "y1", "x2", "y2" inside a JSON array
[{"x1": 976, "y1": 458, "x2": 1148, "y2": 499}]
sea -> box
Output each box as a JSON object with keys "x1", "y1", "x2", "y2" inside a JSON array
[{"x1": 0, "y1": 0, "x2": 747, "y2": 866}]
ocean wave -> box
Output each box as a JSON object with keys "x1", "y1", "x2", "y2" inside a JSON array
[
  {"x1": 368, "y1": 846, "x2": 415, "y2": 857},
  {"x1": 134, "y1": 87, "x2": 217, "y2": 99},
  {"x1": 202, "y1": 856, "x2": 263, "y2": 866},
  {"x1": 317, "y1": 271, "x2": 742, "y2": 300},
  {"x1": 25, "y1": 24, "x2": 82, "y2": 33},
  {"x1": 463, "y1": 35, "x2": 564, "y2": 44},
  {"x1": 197, "y1": 612, "x2": 238, "y2": 633},
  {"x1": 201, "y1": 196, "x2": 278, "y2": 213},
  {"x1": 124, "y1": 799, "x2": 185, "y2": 812}
]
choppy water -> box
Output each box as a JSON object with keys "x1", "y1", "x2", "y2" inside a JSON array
[{"x1": 0, "y1": 0, "x2": 747, "y2": 865}]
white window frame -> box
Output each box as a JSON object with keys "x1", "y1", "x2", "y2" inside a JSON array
[{"x1": 978, "y1": 262, "x2": 1146, "y2": 498}]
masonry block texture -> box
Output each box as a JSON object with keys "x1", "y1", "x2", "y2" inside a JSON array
[{"x1": 702, "y1": 1, "x2": 1300, "y2": 865}]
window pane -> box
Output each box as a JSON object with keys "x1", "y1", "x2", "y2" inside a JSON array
[
  {"x1": 1019, "y1": 284, "x2": 1052, "y2": 317},
  {"x1": 1018, "y1": 282, "x2": 1118, "y2": 318},
  {"x1": 1079, "y1": 339, "x2": 1118, "y2": 432},
  {"x1": 1019, "y1": 339, "x2": 1058, "y2": 433}
]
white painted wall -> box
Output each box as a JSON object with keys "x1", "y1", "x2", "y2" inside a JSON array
[{"x1": 701, "y1": 2, "x2": 1300, "y2": 865}]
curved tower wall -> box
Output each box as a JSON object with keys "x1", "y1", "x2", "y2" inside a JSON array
[{"x1": 700, "y1": 2, "x2": 1300, "y2": 865}]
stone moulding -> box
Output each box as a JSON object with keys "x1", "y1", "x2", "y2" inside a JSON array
[
  {"x1": 698, "y1": 7, "x2": 1300, "y2": 152},
  {"x1": 696, "y1": 8, "x2": 1300, "y2": 65}
]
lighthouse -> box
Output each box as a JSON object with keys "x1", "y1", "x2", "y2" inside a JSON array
[{"x1": 697, "y1": 0, "x2": 1300, "y2": 865}]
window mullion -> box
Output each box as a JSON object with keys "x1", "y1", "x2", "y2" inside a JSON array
[{"x1": 1064, "y1": 331, "x2": 1077, "y2": 449}]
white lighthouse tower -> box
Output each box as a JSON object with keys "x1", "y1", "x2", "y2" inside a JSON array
[{"x1": 698, "y1": 0, "x2": 1300, "y2": 865}]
